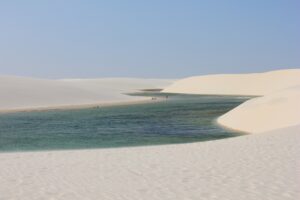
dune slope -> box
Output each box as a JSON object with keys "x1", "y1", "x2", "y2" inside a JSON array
[
  {"x1": 218, "y1": 86, "x2": 300, "y2": 133},
  {"x1": 163, "y1": 69, "x2": 300, "y2": 96}
]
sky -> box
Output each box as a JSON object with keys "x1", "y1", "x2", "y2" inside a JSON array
[{"x1": 0, "y1": 0, "x2": 299, "y2": 78}]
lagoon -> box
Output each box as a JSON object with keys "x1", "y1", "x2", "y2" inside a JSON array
[{"x1": 0, "y1": 94, "x2": 248, "y2": 152}]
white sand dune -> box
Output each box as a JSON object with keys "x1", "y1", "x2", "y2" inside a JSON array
[
  {"x1": 0, "y1": 69, "x2": 299, "y2": 199},
  {"x1": 0, "y1": 76, "x2": 173, "y2": 111},
  {"x1": 163, "y1": 69, "x2": 300, "y2": 96}
]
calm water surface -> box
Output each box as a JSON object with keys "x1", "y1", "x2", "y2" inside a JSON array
[{"x1": 0, "y1": 94, "x2": 249, "y2": 152}]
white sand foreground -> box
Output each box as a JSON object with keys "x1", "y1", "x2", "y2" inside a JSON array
[
  {"x1": 0, "y1": 69, "x2": 299, "y2": 199},
  {"x1": 0, "y1": 125, "x2": 299, "y2": 200}
]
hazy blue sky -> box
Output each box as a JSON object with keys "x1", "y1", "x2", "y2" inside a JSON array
[{"x1": 0, "y1": 0, "x2": 299, "y2": 78}]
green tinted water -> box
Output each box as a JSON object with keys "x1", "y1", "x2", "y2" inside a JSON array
[{"x1": 0, "y1": 94, "x2": 248, "y2": 152}]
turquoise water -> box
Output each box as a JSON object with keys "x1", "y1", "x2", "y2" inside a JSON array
[{"x1": 0, "y1": 94, "x2": 248, "y2": 152}]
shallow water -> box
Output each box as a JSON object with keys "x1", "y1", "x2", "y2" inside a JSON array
[{"x1": 0, "y1": 94, "x2": 248, "y2": 152}]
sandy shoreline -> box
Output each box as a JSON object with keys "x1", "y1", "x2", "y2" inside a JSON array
[
  {"x1": 0, "y1": 94, "x2": 252, "y2": 114},
  {"x1": 0, "y1": 98, "x2": 161, "y2": 114}
]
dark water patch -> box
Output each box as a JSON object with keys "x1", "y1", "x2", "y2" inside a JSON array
[{"x1": 0, "y1": 95, "x2": 249, "y2": 152}]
